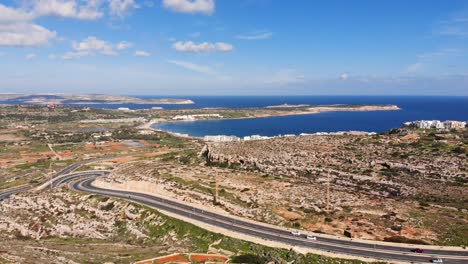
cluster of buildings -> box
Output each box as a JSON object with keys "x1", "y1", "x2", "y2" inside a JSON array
[
  {"x1": 172, "y1": 114, "x2": 223, "y2": 121},
  {"x1": 203, "y1": 135, "x2": 241, "y2": 142},
  {"x1": 203, "y1": 134, "x2": 283, "y2": 142},
  {"x1": 203, "y1": 131, "x2": 377, "y2": 142},
  {"x1": 403, "y1": 120, "x2": 466, "y2": 130}
]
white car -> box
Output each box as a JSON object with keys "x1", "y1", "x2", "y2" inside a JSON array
[
  {"x1": 430, "y1": 258, "x2": 443, "y2": 263},
  {"x1": 291, "y1": 231, "x2": 301, "y2": 236},
  {"x1": 306, "y1": 235, "x2": 317, "y2": 240}
]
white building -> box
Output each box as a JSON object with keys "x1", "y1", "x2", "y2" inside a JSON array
[
  {"x1": 404, "y1": 120, "x2": 466, "y2": 130},
  {"x1": 204, "y1": 135, "x2": 240, "y2": 142},
  {"x1": 243, "y1": 135, "x2": 271, "y2": 141},
  {"x1": 172, "y1": 114, "x2": 223, "y2": 121},
  {"x1": 443, "y1": 121, "x2": 466, "y2": 129}
]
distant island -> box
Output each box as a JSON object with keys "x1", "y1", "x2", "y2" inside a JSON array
[{"x1": 0, "y1": 94, "x2": 194, "y2": 105}]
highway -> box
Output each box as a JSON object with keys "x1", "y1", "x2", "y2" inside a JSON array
[
  {"x1": 0, "y1": 157, "x2": 110, "y2": 201},
  {"x1": 1, "y1": 163, "x2": 467, "y2": 263},
  {"x1": 67, "y1": 173, "x2": 468, "y2": 264},
  {"x1": 0, "y1": 185, "x2": 31, "y2": 201}
]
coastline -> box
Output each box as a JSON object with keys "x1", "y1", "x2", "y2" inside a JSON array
[{"x1": 144, "y1": 104, "x2": 401, "y2": 139}]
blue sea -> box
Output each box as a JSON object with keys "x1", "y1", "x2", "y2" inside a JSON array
[
  {"x1": 150, "y1": 96, "x2": 468, "y2": 137},
  {"x1": 2, "y1": 96, "x2": 467, "y2": 137}
]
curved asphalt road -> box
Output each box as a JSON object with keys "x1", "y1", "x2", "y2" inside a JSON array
[
  {"x1": 0, "y1": 157, "x2": 111, "y2": 201},
  {"x1": 68, "y1": 174, "x2": 467, "y2": 264}
]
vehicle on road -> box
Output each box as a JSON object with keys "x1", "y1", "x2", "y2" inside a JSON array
[
  {"x1": 291, "y1": 231, "x2": 301, "y2": 236},
  {"x1": 430, "y1": 258, "x2": 443, "y2": 263},
  {"x1": 412, "y1": 248, "x2": 424, "y2": 253},
  {"x1": 306, "y1": 235, "x2": 317, "y2": 240}
]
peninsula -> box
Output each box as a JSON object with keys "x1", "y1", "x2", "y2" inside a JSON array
[
  {"x1": 145, "y1": 104, "x2": 400, "y2": 124},
  {"x1": 0, "y1": 94, "x2": 194, "y2": 105}
]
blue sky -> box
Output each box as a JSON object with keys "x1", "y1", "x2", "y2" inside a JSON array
[{"x1": 0, "y1": 0, "x2": 467, "y2": 95}]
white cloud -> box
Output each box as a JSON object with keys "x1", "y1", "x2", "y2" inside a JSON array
[
  {"x1": 30, "y1": 0, "x2": 104, "y2": 20},
  {"x1": 72, "y1": 36, "x2": 116, "y2": 56},
  {"x1": 0, "y1": 4, "x2": 34, "y2": 23},
  {"x1": 0, "y1": 4, "x2": 56, "y2": 47},
  {"x1": 116, "y1": 41, "x2": 132, "y2": 50},
  {"x1": 0, "y1": 22, "x2": 56, "y2": 47},
  {"x1": 162, "y1": 0, "x2": 214, "y2": 15},
  {"x1": 25, "y1": 53, "x2": 37, "y2": 60},
  {"x1": 62, "y1": 36, "x2": 133, "y2": 59},
  {"x1": 134, "y1": 50, "x2": 151, "y2": 57},
  {"x1": 215, "y1": 42, "x2": 233, "y2": 52},
  {"x1": 172, "y1": 41, "x2": 233, "y2": 53},
  {"x1": 340, "y1": 73, "x2": 349, "y2": 80},
  {"x1": 109, "y1": 0, "x2": 139, "y2": 18},
  {"x1": 167, "y1": 59, "x2": 215, "y2": 75},
  {"x1": 236, "y1": 31, "x2": 273, "y2": 40}
]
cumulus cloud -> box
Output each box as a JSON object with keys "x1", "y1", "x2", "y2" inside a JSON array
[
  {"x1": 167, "y1": 59, "x2": 215, "y2": 74},
  {"x1": 72, "y1": 36, "x2": 116, "y2": 56},
  {"x1": 236, "y1": 31, "x2": 273, "y2": 40},
  {"x1": 109, "y1": 0, "x2": 139, "y2": 18},
  {"x1": 134, "y1": 50, "x2": 151, "y2": 57},
  {"x1": 29, "y1": 0, "x2": 104, "y2": 20},
  {"x1": 172, "y1": 41, "x2": 233, "y2": 53},
  {"x1": 0, "y1": 4, "x2": 56, "y2": 47},
  {"x1": 116, "y1": 41, "x2": 132, "y2": 50},
  {"x1": 25, "y1": 53, "x2": 37, "y2": 60},
  {"x1": 62, "y1": 36, "x2": 133, "y2": 59},
  {"x1": 0, "y1": 4, "x2": 34, "y2": 23},
  {"x1": 340, "y1": 73, "x2": 349, "y2": 80},
  {"x1": 0, "y1": 22, "x2": 56, "y2": 47},
  {"x1": 162, "y1": 0, "x2": 214, "y2": 15}
]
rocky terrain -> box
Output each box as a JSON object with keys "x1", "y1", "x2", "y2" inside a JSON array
[
  {"x1": 93, "y1": 128, "x2": 467, "y2": 245},
  {"x1": 0, "y1": 187, "x2": 228, "y2": 263},
  {"x1": 0, "y1": 187, "x2": 375, "y2": 264},
  {"x1": 202, "y1": 130, "x2": 467, "y2": 204},
  {"x1": 94, "y1": 130, "x2": 467, "y2": 246}
]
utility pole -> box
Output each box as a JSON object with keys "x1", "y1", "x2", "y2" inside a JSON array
[
  {"x1": 326, "y1": 170, "x2": 330, "y2": 214},
  {"x1": 49, "y1": 158, "x2": 53, "y2": 189},
  {"x1": 215, "y1": 171, "x2": 219, "y2": 204}
]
